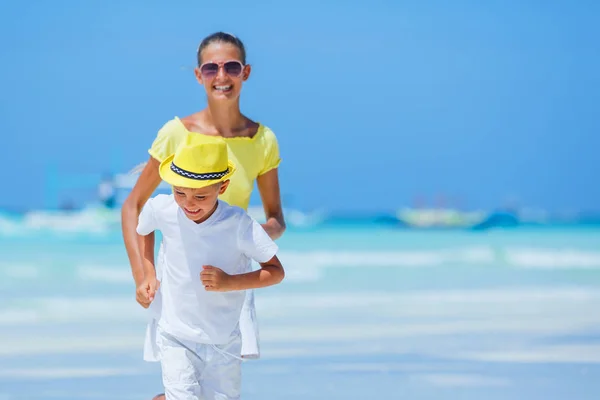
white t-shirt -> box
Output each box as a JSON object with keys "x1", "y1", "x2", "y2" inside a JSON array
[{"x1": 136, "y1": 195, "x2": 278, "y2": 345}]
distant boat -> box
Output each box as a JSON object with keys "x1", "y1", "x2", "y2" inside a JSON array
[{"x1": 397, "y1": 208, "x2": 488, "y2": 228}]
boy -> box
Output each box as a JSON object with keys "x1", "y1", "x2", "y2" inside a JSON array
[{"x1": 135, "y1": 138, "x2": 285, "y2": 400}]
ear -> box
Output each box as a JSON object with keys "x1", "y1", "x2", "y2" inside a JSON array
[
  {"x1": 219, "y1": 180, "x2": 230, "y2": 194},
  {"x1": 242, "y1": 64, "x2": 251, "y2": 81},
  {"x1": 194, "y1": 67, "x2": 204, "y2": 85}
]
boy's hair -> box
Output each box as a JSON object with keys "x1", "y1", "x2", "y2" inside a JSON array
[{"x1": 172, "y1": 180, "x2": 227, "y2": 191}]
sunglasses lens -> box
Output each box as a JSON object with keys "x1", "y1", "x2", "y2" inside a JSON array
[
  {"x1": 224, "y1": 61, "x2": 243, "y2": 77},
  {"x1": 200, "y1": 63, "x2": 219, "y2": 77}
]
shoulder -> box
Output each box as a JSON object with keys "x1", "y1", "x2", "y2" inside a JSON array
[
  {"x1": 218, "y1": 201, "x2": 248, "y2": 220},
  {"x1": 149, "y1": 118, "x2": 190, "y2": 162},
  {"x1": 137, "y1": 194, "x2": 176, "y2": 234},
  {"x1": 178, "y1": 113, "x2": 203, "y2": 132},
  {"x1": 147, "y1": 194, "x2": 176, "y2": 212},
  {"x1": 148, "y1": 194, "x2": 178, "y2": 226},
  {"x1": 151, "y1": 193, "x2": 175, "y2": 205},
  {"x1": 215, "y1": 201, "x2": 252, "y2": 226},
  {"x1": 256, "y1": 124, "x2": 278, "y2": 143},
  {"x1": 157, "y1": 117, "x2": 187, "y2": 136},
  {"x1": 254, "y1": 123, "x2": 282, "y2": 174},
  {"x1": 241, "y1": 112, "x2": 276, "y2": 142},
  {"x1": 255, "y1": 124, "x2": 280, "y2": 156}
]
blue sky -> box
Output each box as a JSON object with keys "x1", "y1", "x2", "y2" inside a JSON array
[{"x1": 1, "y1": 0, "x2": 598, "y2": 212}]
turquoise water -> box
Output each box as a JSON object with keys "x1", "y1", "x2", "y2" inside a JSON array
[{"x1": 1, "y1": 225, "x2": 600, "y2": 399}]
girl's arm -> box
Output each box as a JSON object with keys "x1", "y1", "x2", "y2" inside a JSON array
[
  {"x1": 256, "y1": 168, "x2": 286, "y2": 240},
  {"x1": 120, "y1": 157, "x2": 162, "y2": 286}
]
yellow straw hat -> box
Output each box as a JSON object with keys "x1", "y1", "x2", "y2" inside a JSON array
[{"x1": 159, "y1": 138, "x2": 236, "y2": 189}]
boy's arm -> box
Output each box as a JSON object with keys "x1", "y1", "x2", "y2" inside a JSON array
[
  {"x1": 138, "y1": 232, "x2": 156, "y2": 279},
  {"x1": 135, "y1": 197, "x2": 158, "y2": 277},
  {"x1": 201, "y1": 255, "x2": 284, "y2": 292},
  {"x1": 200, "y1": 214, "x2": 284, "y2": 292},
  {"x1": 136, "y1": 232, "x2": 160, "y2": 305},
  {"x1": 134, "y1": 199, "x2": 160, "y2": 307},
  {"x1": 232, "y1": 255, "x2": 285, "y2": 289}
]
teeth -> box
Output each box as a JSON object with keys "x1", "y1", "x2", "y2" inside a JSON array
[{"x1": 215, "y1": 85, "x2": 232, "y2": 91}]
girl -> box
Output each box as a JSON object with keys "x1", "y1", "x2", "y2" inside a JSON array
[{"x1": 120, "y1": 32, "x2": 286, "y2": 400}]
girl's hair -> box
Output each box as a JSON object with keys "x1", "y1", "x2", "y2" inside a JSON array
[{"x1": 197, "y1": 32, "x2": 246, "y2": 66}]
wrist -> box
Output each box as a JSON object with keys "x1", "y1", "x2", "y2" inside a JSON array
[
  {"x1": 261, "y1": 218, "x2": 284, "y2": 240},
  {"x1": 143, "y1": 268, "x2": 156, "y2": 280},
  {"x1": 228, "y1": 274, "x2": 243, "y2": 291},
  {"x1": 133, "y1": 272, "x2": 145, "y2": 287}
]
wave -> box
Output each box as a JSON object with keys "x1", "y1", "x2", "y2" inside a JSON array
[
  {"x1": 2, "y1": 203, "x2": 600, "y2": 237},
  {"x1": 3, "y1": 247, "x2": 600, "y2": 291},
  {"x1": 0, "y1": 206, "x2": 324, "y2": 237},
  {"x1": 505, "y1": 248, "x2": 600, "y2": 269},
  {"x1": 0, "y1": 367, "x2": 143, "y2": 379},
  {"x1": 3, "y1": 286, "x2": 599, "y2": 324},
  {"x1": 0, "y1": 206, "x2": 120, "y2": 237},
  {"x1": 280, "y1": 247, "x2": 600, "y2": 270}
]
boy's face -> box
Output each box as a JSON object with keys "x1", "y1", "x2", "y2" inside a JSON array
[{"x1": 173, "y1": 180, "x2": 230, "y2": 223}]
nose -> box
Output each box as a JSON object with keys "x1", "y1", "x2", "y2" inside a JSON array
[
  {"x1": 216, "y1": 64, "x2": 227, "y2": 80},
  {"x1": 183, "y1": 197, "x2": 193, "y2": 209}
]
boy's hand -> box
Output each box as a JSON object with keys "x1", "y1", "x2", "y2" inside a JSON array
[
  {"x1": 136, "y1": 277, "x2": 160, "y2": 308},
  {"x1": 200, "y1": 265, "x2": 234, "y2": 292}
]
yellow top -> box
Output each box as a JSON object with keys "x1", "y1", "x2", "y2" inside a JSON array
[{"x1": 148, "y1": 117, "x2": 281, "y2": 210}]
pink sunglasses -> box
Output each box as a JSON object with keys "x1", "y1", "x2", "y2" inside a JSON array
[{"x1": 199, "y1": 60, "x2": 244, "y2": 78}]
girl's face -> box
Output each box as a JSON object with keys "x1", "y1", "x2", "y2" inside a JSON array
[{"x1": 195, "y1": 42, "x2": 251, "y2": 102}]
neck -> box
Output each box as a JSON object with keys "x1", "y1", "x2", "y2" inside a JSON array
[{"x1": 205, "y1": 98, "x2": 245, "y2": 137}]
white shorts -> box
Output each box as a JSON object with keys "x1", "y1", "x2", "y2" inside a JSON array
[
  {"x1": 143, "y1": 289, "x2": 260, "y2": 361},
  {"x1": 158, "y1": 327, "x2": 243, "y2": 400}
]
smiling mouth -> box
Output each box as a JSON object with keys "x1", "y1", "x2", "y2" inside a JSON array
[
  {"x1": 214, "y1": 85, "x2": 232, "y2": 92},
  {"x1": 184, "y1": 207, "x2": 201, "y2": 215}
]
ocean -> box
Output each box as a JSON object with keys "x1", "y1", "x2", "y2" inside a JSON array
[{"x1": 1, "y1": 211, "x2": 600, "y2": 399}]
